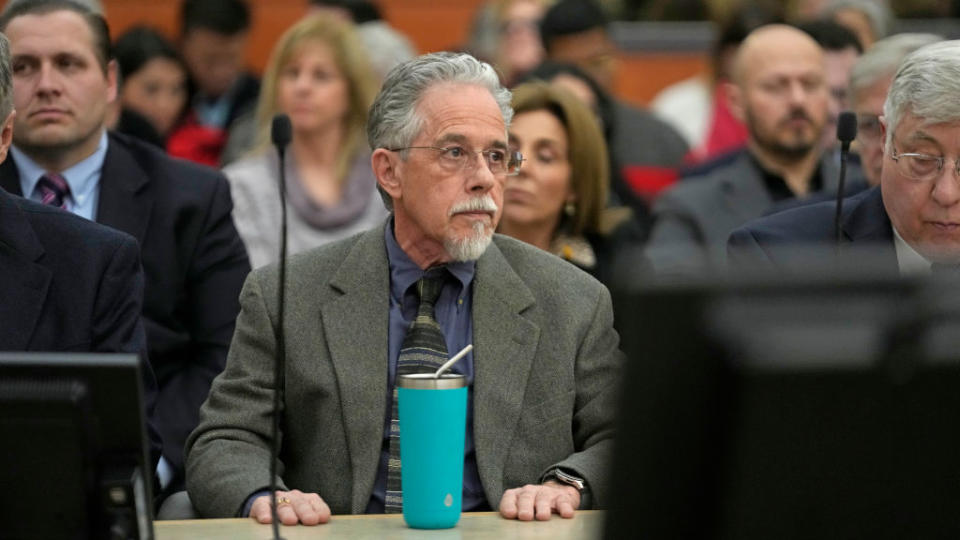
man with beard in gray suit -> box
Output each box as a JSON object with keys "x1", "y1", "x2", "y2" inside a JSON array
[{"x1": 186, "y1": 51, "x2": 623, "y2": 525}]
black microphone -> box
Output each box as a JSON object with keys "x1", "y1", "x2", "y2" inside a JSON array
[
  {"x1": 271, "y1": 114, "x2": 293, "y2": 150},
  {"x1": 834, "y1": 111, "x2": 858, "y2": 246},
  {"x1": 268, "y1": 113, "x2": 291, "y2": 540}
]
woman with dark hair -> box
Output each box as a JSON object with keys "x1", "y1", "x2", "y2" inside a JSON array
[
  {"x1": 112, "y1": 26, "x2": 189, "y2": 146},
  {"x1": 498, "y1": 81, "x2": 647, "y2": 290},
  {"x1": 517, "y1": 61, "x2": 658, "y2": 229}
]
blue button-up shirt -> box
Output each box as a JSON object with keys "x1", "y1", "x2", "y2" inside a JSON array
[
  {"x1": 366, "y1": 220, "x2": 489, "y2": 512},
  {"x1": 12, "y1": 131, "x2": 108, "y2": 221}
]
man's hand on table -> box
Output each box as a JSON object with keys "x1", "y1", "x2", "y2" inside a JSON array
[
  {"x1": 250, "y1": 490, "x2": 331, "y2": 525},
  {"x1": 499, "y1": 481, "x2": 581, "y2": 521}
]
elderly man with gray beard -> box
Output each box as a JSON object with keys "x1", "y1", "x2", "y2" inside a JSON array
[{"x1": 185, "y1": 51, "x2": 623, "y2": 525}]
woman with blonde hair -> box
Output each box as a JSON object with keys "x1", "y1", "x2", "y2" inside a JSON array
[
  {"x1": 224, "y1": 13, "x2": 387, "y2": 268},
  {"x1": 498, "y1": 81, "x2": 646, "y2": 288}
]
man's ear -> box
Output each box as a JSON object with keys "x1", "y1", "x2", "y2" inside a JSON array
[
  {"x1": 725, "y1": 81, "x2": 745, "y2": 123},
  {"x1": 0, "y1": 110, "x2": 16, "y2": 164},
  {"x1": 372, "y1": 148, "x2": 402, "y2": 201},
  {"x1": 105, "y1": 59, "x2": 119, "y2": 104},
  {"x1": 879, "y1": 116, "x2": 888, "y2": 157}
]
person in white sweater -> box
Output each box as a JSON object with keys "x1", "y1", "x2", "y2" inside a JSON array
[{"x1": 224, "y1": 13, "x2": 387, "y2": 268}]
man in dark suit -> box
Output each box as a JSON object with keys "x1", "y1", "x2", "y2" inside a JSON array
[
  {"x1": 0, "y1": 0, "x2": 251, "y2": 494},
  {"x1": 0, "y1": 30, "x2": 161, "y2": 468},
  {"x1": 645, "y1": 25, "x2": 849, "y2": 279},
  {"x1": 729, "y1": 40, "x2": 960, "y2": 276},
  {"x1": 186, "y1": 52, "x2": 622, "y2": 524}
]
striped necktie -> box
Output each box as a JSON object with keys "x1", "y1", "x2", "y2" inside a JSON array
[
  {"x1": 37, "y1": 173, "x2": 71, "y2": 209},
  {"x1": 384, "y1": 268, "x2": 450, "y2": 513}
]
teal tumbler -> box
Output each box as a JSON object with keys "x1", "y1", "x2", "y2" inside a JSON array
[{"x1": 397, "y1": 372, "x2": 468, "y2": 529}]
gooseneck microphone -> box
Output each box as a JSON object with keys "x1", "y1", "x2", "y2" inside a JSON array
[
  {"x1": 269, "y1": 113, "x2": 292, "y2": 539},
  {"x1": 834, "y1": 111, "x2": 858, "y2": 246}
]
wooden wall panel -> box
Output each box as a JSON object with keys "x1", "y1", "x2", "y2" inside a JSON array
[
  {"x1": 614, "y1": 53, "x2": 708, "y2": 106},
  {"x1": 97, "y1": 0, "x2": 706, "y2": 105}
]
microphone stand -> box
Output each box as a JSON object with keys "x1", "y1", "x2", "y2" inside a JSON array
[
  {"x1": 834, "y1": 111, "x2": 858, "y2": 248},
  {"x1": 269, "y1": 114, "x2": 292, "y2": 540}
]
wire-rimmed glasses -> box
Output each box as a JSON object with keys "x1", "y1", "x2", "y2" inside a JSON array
[
  {"x1": 889, "y1": 144, "x2": 960, "y2": 183},
  {"x1": 388, "y1": 145, "x2": 524, "y2": 177}
]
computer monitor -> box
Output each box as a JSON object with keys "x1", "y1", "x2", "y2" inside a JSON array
[
  {"x1": 605, "y1": 272, "x2": 960, "y2": 540},
  {"x1": 0, "y1": 353, "x2": 154, "y2": 540}
]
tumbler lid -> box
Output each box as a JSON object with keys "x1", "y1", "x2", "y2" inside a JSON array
[{"x1": 397, "y1": 372, "x2": 467, "y2": 389}]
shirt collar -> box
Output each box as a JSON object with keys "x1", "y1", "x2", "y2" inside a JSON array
[
  {"x1": 892, "y1": 226, "x2": 932, "y2": 276},
  {"x1": 383, "y1": 219, "x2": 476, "y2": 301},
  {"x1": 11, "y1": 130, "x2": 109, "y2": 205},
  {"x1": 748, "y1": 151, "x2": 825, "y2": 202}
]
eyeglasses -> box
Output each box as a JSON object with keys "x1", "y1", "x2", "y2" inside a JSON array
[
  {"x1": 889, "y1": 144, "x2": 960, "y2": 182},
  {"x1": 388, "y1": 145, "x2": 524, "y2": 177}
]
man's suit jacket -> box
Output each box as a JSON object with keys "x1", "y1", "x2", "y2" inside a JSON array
[
  {"x1": 0, "y1": 187, "x2": 161, "y2": 466},
  {"x1": 0, "y1": 132, "x2": 251, "y2": 485},
  {"x1": 185, "y1": 226, "x2": 623, "y2": 518},
  {"x1": 726, "y1": 186, "x2": 899, "y2": 275},
  {"x1": 645, "y1": 150, "x2": 844, "y2": 278}
]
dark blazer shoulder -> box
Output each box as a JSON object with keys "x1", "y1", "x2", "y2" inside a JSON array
[
  {"x1": 657, "y1": 152, "x2": 757, "y2": 212},
  {"x1": 733, "y1": 185, "x2": 883, "y2": 245},
  {"x1": 108, "y1": 132, "x2": 227, "y2": 190},
  {"x1": 10, "y1": 191, "x2": 137, "y2": 251}
]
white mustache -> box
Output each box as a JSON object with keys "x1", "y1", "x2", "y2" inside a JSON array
[{"x1": 449, "y1": 195, "x2": 498, "y2": 216}]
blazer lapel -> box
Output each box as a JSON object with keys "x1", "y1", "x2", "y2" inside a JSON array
[
  {"x1": 723, "y1": 154, "x2": 775, "y2": 223},
  {"x1": 0, "y1": 191, "x2": 51, "y2": 349},
  {"x1": 841, "y1": 187, "x2": 899, "y2": 273},
  {"x1": 319, "y1": 227, "x2": 391, "y2": 513},
  {"x1": 95, "y1": 136, "x2": 152, "y2": 243},
  {"x1": 471, "y1": 240, "x2": 539, "y2": 502}
]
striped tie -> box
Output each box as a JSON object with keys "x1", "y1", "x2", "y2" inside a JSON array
[
  {"x1": 37, "y1": 173, "x2": 70, "y2": 209},
  {"x1": 384, "y1": 269, "x2": 449, "y2": 513}
]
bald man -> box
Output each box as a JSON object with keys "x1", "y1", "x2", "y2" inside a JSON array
[{"x1": 645, "y1": 24, "x2": 843, "y2": 279}]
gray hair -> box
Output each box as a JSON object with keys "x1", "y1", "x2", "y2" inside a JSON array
[
  {"x1": 2, "y1": 0, "x2": 103, "y2": 14},
  {"x1": 849, "y1": 33, "x2": 942, "y2": 105},
  {"x1": 368, "y1": 51, "x2": 512, "y2": 151},
  {"x1": 883, "y1": 40, "x2": 960, "y2": 148},
  {"x1": 367, "y1": 51, "x2": 513, "y2": 210},
  {"x1": 826, "y1": 0, "x2": 893, "y2": 41},
  {"x1": 0, "y1": 33, "x2": 12, "y2": 121}
]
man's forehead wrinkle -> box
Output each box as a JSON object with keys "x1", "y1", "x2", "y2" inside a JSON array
[
  {"x1": 422, "y1": 115, "x2": 506, "y2": 147},
  {"x1": 902, "y1": 125, "x2": 943, "y2": 146}
]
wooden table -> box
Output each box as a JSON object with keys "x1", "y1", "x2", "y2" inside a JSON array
[{"x1": 156, "y1": 510, "x2": 604, "y2": 539}]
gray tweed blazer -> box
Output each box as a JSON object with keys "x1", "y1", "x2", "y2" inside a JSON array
[{"x1": 185, "y1": 224, "x2": 623, "y2": 517}]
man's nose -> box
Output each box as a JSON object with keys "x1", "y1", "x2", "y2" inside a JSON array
[
  {"x1": 467, "y1": 155, "x2": 497, "y2": 192},
  {"x1": 787, "y1": 81, "x2": 808, "y2": 104},
  {"x1": 931, "y1": 161, "x2": 960, "y2": 207},
  {"x1": 36, "y1": 63, "x2": 61, "y2": 95}
]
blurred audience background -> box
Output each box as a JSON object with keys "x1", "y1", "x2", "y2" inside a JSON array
[
  {"x1": 4, "y1": 0, "x2": 958, "y2": 279},
  {"x1": 110, "y1": 26, "x2": 189, "y2": 148}
]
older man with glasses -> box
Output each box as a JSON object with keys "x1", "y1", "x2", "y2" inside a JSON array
[
  {"x1": 185, "y1": 51, "x2": 623, "y2": 525},
  {"x1": 848, "y1": 33, "x2": 943, "y2": 187},
  {"x1": 728, "y1": 39, "x2": 960, "y2": 276}
]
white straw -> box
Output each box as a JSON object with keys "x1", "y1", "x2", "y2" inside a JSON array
[{"x1": 434, "y1": 344, "x2": 473, "y2": 378}]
